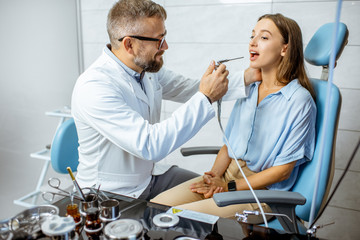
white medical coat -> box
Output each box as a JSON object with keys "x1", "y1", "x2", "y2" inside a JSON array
[{"x1": 71, "y1": 47, "x2": 247, "y2": 198}]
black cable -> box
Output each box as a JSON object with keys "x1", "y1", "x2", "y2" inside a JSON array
[{"x1": 310, "y1": 137, "x2": 360, "y2": 229}]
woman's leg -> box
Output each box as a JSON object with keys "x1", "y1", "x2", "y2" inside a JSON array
[
  {"x1": 152, "y1": 160, "x2": 272, "y2": 224},
  {"x1": 151, "y1": 176, "x2": 205, "y2": 206}
]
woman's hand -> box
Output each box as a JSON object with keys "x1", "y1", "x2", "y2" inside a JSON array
[
  {"x1": 190, "y1": 173, "x2": 226, "y2": 198},
  {"x1": 202, "y1": 171, "x2": 217, "y2": 184}
]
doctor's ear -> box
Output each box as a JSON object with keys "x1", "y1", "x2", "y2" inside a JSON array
[{"x1": 122, "y1": 37, "x2": 134, "y2": 53}]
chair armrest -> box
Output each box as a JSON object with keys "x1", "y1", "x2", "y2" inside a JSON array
[
  {"x1": 180, "y1": 146, "x2": 221, "y2": 156},
  {"x1": 213, "y1": 190, "x2": 306, "y2": 207},
  {"x1": 213, "y1": 190, "x2": 306, "y2": 233}
]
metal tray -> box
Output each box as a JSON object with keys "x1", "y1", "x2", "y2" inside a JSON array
[{"x1": 0, "y1": 205, "x2": 59, "y2": 240}]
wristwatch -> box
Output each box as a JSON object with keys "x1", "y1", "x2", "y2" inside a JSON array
[{"x1": 227, "y1": 180, "x2": 236, "y2": 192}]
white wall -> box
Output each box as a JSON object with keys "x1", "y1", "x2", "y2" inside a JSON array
[
  {"x1": 0, "y1": 0, "x2": 80, "y2": 218},
  {"x1": 80, "y1": 0, "x2": 360, "y2": 175},
  {"x1": 0, "y1": 0, "x2": 358, "y2": 236}
]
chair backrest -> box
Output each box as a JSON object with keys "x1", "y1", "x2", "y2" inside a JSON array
[
  {"x1": 305, "y1": 22, "x2": 348, "y2": 67},
  {"x1": 292, "y1": 79, "x2": 341, "y2": 222},
  {"x1": 50, "y1": 118, "x2": 79, "y2": 174},
  {"x1": 292, "y1": 22, "x2": 348, "y2": 222},
  {"x1": 266, "y1": 22, "x2": 347, "y2": 233}
]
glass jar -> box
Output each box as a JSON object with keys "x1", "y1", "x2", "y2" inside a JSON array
[{"x1": 84, "y1": 207, "x2": 103, "y2": 239}]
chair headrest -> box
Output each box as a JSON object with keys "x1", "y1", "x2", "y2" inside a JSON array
[{"x1": 305, "y1": 22, "x2": 348, "y2": 66}]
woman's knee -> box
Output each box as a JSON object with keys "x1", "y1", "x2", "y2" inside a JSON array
[{"x1": 150, "y1": 177, "x2": 204, "y2": 206}]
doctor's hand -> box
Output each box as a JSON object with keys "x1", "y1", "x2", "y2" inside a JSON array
[
  {"x1": 199, "y1": 61, "x2": 229, "y2": 103},
  {"x1": 244, "y1": 67, "x2": 262, "y2": 86}
]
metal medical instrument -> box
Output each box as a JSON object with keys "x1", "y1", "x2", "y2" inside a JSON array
[
  {"x1": 42, "y1": 191, "x2": 82, "y2": 202},
  {"x1": 44, "y1": 177, "x2": 83, "y2": 202},
  {"x1": 215, "y1": 56, "x2": 269, "y2": 227},
  {"x1": 215, "y1": 56, "x2": 244, "y2": 132},
  {"x1": 47, "y1": 177, "x2": 71, "y2": 195},
  {"x1": 1, "y1": 205, "x2": 59, "y2": 239},
  {"x1": 214, "y1": 56, "x2": 244, "y2": 131},
  {"x1": 67, "y1": 167, "x2": 86, "y2": 201},
  {"x1": 85, "y1": 184, "x2": 109, "y2": 201},
  {"x1": 235, "y1": 210, "x2": 293, "y2": 224},
  {"x1": 216, "y1": 56, "x2": 244, "y2": 66}
]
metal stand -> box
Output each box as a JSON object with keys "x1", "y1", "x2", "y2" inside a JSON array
[{"x1": 13, "y1": 107, "x2": 72, "y2": 208}]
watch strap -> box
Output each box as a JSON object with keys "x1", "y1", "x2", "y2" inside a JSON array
[{"x1": 227, "y1": 180, "x2": 236, "y2": 192}]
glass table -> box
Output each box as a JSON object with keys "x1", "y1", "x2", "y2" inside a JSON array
[{"x1": 51, "y1": 191, "x2": 318, "y2": 240}]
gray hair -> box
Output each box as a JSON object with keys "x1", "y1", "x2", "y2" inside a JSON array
[{"x1": 107, "y1": 0, "x2": 167, "y2": 49}]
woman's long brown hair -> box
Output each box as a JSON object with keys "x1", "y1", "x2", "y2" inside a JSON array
[{"x1": 258, "y1": 14, "x2": 315, "y2": 98}]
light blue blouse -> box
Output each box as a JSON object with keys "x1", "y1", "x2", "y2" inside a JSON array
[{"x1": 224, "y1": 79, "x2": 316, "y2": 191}]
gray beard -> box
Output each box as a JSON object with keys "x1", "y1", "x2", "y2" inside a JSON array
[{"x1": 134, "y1": 52, "x2": 164, "y2": 73}]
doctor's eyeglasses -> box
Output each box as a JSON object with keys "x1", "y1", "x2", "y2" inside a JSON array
[{"x1": 118, "y1": 35, "x2": 166, "y2": 50}]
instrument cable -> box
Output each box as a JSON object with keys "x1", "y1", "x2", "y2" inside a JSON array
[{"x1": 217, "y1": 98, "x2": 269, "y2": 227}]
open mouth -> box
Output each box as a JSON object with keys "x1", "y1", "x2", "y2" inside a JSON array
[{"x1": 250, "y1": 51, "x2": 259, "y2": 61}]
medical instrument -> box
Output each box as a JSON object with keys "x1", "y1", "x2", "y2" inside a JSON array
[
  {"x1": 2, "y1": 205, "x2": 59, "y2": 239},
  {"x1": 47, "y1": 177, "x2": 72, "y2": 196},
  {"x1": 85, "y1": 184, "x2": 109, "y2": 202},
  {"x1": 214, "y1": 56, "x2": 244, "y2": 131},
  {"x1": 67, "y1": 167, "x2": 86, "y2": 201},
  {"x1": 217, "y1": 108, "x2": 268, "y2": 227},
  {"x1": 215, "y1": 56, "x2": 268, "y2": 227},
  {"x1": 79, "y1": 193, "x2": 99, "y2": 216},
  {"x1": 43, "y1": 178, "x2": 83, "y2": 202},
  {"x1": 216, "y1": 56, "x2": 244, "y2": 66},
  {"x1": 96, "y1": 184, "x2": 101, "y2": 195},
  {"x1": 42, "y1": 191, "x2": 82, "y2": 202},
  {"x1": 235, "y1": 210, "x2": 293, "y2": 224},
  {"x1": 215, "y1": 56, "x2": 244, "y2": 134}
]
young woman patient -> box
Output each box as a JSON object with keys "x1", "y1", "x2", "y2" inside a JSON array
[{"x1": 151, "y1": 13, "x2": 316, "y2": 223}]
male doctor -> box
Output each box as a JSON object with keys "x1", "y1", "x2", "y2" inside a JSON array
[{"x1": 71, "y1": 0, "x2": 257, "y2": 200}]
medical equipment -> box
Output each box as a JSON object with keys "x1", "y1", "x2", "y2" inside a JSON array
[
  {"x1": 42, "y1": 191, "x2": 82, "y2": 203},
  {"x1": 41, "y1": 177, "x2": 82, "y2": 203},
  {"x1": 216, "y1": 56, "x2": 244, "y2": 66},
  {"x1": 214, "y1": 56, "x2": 244, "y2": 131},
  {"x1": 67, "y1": 167, "x2": 86, "y2": 201},
  {"x1": 215, "y1": 56, "x2": 269, "y2": 227},
  {"x1": 99, "y1": 199, "x2": 121, "y2": 222},
  {"x1": 47, "y1": 177, "x2": 72, "y2": 196},
  {"x1": 0, "y1": 205, "x2": 59, "y2": 239}
]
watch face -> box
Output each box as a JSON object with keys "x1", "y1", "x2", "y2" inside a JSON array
[{"x1": 228, "y1": 180, "x2": 236, "y2": 191}]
